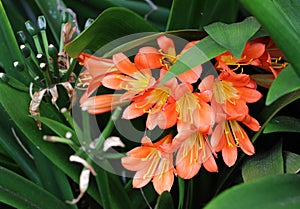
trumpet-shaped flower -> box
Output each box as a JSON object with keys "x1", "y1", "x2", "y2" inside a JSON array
[
  {"x1": 137, "y1": 36, "x2": 202, "y2": 84},
  {"x1": 160, "y1": 83, "x2": 213, "y2": 133},
  {"x1": 172, "y1": 130, "x2": 218, "y2": 179},
  {"x1": 121, "y1": 135, "x2": 175, "y2": 194},
  {"x1": 102, "y1": 53, "x2": 156, "y2": 100},
  {"x1": 78, "y1": 52, "x2": 119, "y2": 100},
  {"x1": 199, "y1": 70, "x2": 262, "y2": 121},
  {"x1": 81, "y1": 94, "x2": 129, "y2": 114},
  {"x1": 211, "y1": 114, "x2": 260, "y2": 167}
]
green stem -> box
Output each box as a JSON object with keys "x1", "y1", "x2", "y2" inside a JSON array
[
  {"x1": 95, "y1": 107, "x2": 122, "y2": 150},
  {"x1": 61, "y1": 58, "x2": 77, "y2": 82}
]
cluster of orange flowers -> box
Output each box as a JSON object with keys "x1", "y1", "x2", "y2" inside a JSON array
[{"x1": 78, "y1": 36, "x2": 285, "y2": 194}]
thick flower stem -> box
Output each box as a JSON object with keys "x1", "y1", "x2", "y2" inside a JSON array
[{"x1": 94, "y1": 107, "x2": 122, "y2": 151}]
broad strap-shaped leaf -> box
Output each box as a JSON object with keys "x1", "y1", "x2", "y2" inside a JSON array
[
  {"x1": 266, "y1": 65, "x2": 300, "y2": 105},
  {"x1": 0, "y1": 166, "x2": 74, "y2": 209},
  {"x1": 166, "y1": 0, "x2": 239, "y2": 31},
  {"x1": 242, "y1": 143, "x2": 284, "y2": 182},
  {"x1": 264, "y1": 116, "x2": 300, "y2": 134},
  {"x1": 204, "y1": 16, "x2": 261, "y2": 57},
  {"x1": 94, "y1": 161, "x2": 132, "y2": 209},
  {"x1": 241, "y1": 0, "x2": 300, "y2": 76},
  {"x1": 0, "y1": 2, "x2": 31, "y2": 84},
  {"x1": 0, "y1": 78, "x2": 100, "y2": 204},
  {"x1": 160, "y1": 36, "x2": 226, "y2": 84},
  {"x1": 65, "y1": 7, "x2": 158, "y2": 58},
  {"x1": 205, "y1": 174, "x2": 300, "y2": 209},
  {"x1": 154, "y1": 191, "x2": 174, "y2": 209},
  {"x1": 125, "y1": 180, "x2": 158, "y2": 209}
]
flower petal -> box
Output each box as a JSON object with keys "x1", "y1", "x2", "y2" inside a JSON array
[{"x1": 113, "y1": 53, "x2": 138, "y2": 75}]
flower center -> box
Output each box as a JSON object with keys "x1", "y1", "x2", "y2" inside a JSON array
[
  {"x1": 224, "y1": 120, "x2": 245, "y2": 147},
  {"x1": 176, "y1": 92, "x2": 199, "y2": 124},
  {"x1": 213, "y1": 80, "x2": 239, "y2": 105},
  {"x1": 119, "y1": 71, "x2": 153, "y2": 93}
]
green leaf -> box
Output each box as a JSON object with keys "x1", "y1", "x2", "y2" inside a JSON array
[
  {"x1": 263, "y1": 116, "x2": 300, "y2": 134},
  {"x1": 154, "y1": 191, "x2": 174, "y2": 209},
  {"x1": 160, "y1": 36, "x2": 226, "y2": 84},
  {"x1": 29, "y1": 146, "x2": 77, "y2": 209},
  {"x1": 205, "y1": 174, "x2": 300, "y2": 209},
  {"x1": 178, "y1": 177, "x2": 185, "y2": 209},
  {"x1": 241, "y1": 0, "x2": 300, "y2": 77},
  {"x1": 242, "y1": 143, "x2": 283, "y2": 182},
  {"x1": 0, "y1": 1, "x2": 31, "y2": 84},
  {"x1": 101, "y1": 30, "x2": 206, "y2": 58},
  {"x1": 94, "y1": 161, "x2": 132, "y2": 209},
  {"x1": 266, "y1": 65, "x2": 300, "y2": 105},
  {"x1": 0, "y1": 166, "x2": 74, "y2": 209},
  {"x1": 0, "y1": 104, "x2": 40, "y2": 184},
  {"x1": 125, "y1": 180, "x2": 158, "y2": 209},
  {"x1": 204, "y1": 16, "x2": 261, "y2": 57},
  {"x1": 166, "y1": 0, "x2": 239, "y2": 31},
  {"x1": 284, "y1": 152, "x2": 300, "y2": 174},
  {"x1": 0, "y1": 79, "x2": 100, "y2": 204},
  {"x1": 65, "y1": 7, "x2": 158, "y2": 58}
]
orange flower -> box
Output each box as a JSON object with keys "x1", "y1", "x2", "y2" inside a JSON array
[
  {"x1": 159, "y1": 83, "x2": 213, "y2": 133},
  {"x1": 77, "y1": 52, "x2": 119, "y2": 102},
  {"x1": 81, "y1": 94, "x2": 129, "y2": 114},
  {"x1": 137, "y1": 36, "x2": 202, "y2": 84},
  {"x1": 102, "y1": 53, "x2": 156, "y2": 100},
  {"x1": 172, "y1": 130, "x2": 218, "y2": 179},
  {"x1": 215, "y1": 37, "x2": 287, "y2": 77},
  {"x1": 211, "y1": 114, "x2": 260, "y2": 167},
  {"x1": 121, "y1": 135, "x2": 175, "y2": 194},
  {"x1": 199, "y1": 70, "x2": 262, "y2": 121}
]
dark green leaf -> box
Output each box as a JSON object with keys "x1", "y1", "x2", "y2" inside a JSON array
[
  {"x1": 204, "y1": 16, "x2": 261, "y2": 57},
  {"x1": 154, "y1": 191, "x2": 174, "y2": 209},
  {"x1": 94, "y1": 161, "x2": 132, "y2": 209},
  {"x1": 242, "y1": 143, "x2": 283, "y2": 182},
  {"x1": 264, "y1": 116, "x2": 300, "y2": 134},
  {"x1": 125, "y1": 180, "x2": 158, "y2": 209},
  {"x1": 65, "y1": 7, "x2": 158, "y2": 58},
  {"x1": 160, "y1": 36, "x2": 226, "y2": 84},
  {"x1": 166, "y1": 0, "x2": 239, "y2": 31},
  {"x1": 178, "y1": 177, "x2": 185, "y2": 209},
  {"x1": 0, "y1": 2, "x2": 31, "y2": 84},
  {"x1": 0, "y1": 166, "x2": 74, "y2": 209},
  {"x1": 284, "y1": 152, "x2": 300, "y2": 174},
  {"x1": 266, "y1": 65, "x2": 300, "y2": 105},
  {"x1": 241, "y1": 0, "x2": 300, "y2": 77},
  {"x1": 0, "y1": 79, "x2": 100, "y2": 204},
  {"x1": 205, "y1": 174, "x2": 300, "y2": 209}
]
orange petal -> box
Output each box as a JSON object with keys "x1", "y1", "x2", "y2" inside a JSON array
[
  {"x1": 241, "y1": 114, "x2": 261, "y2": 131},
  {"x1": 135, "y1": 46, "x2": 162, "y2": 69},
  {"x1": 113, "y1": 53, "x2": 138, "y2": 75},
  {"x1": 78, "y1": 52, "x2": 116, "y2": 77},
  {"x1": 132, "y1": 168, "x2": 152, "y2": 189},
  {"x1": 222, "y1": 144, "x2": 237, "y2": 167},
  {"x1": 102, "y1": 74, "x2": 126, "y2": 90},
  {"x1": 176, "y1": 145, "x2": 201, "y2": 179},
  {"x1": 203, "y1": 155, "x2": 218, "y2": 172},
  {"x1": 122, "y1": 103, "x2": 148, "y2": 120},
  {"x1": 157, "y1": 36, "x2": 176, "y2": 56},
  {"x1": 236, "y1": 87, "x2": 262, "y2": 103},
  {"x1": 242, "y1": 42, "x2": 266, "y2": 60},
  {"x1": 152, "y1": 168, "x2": 174, "y2": 194}
]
